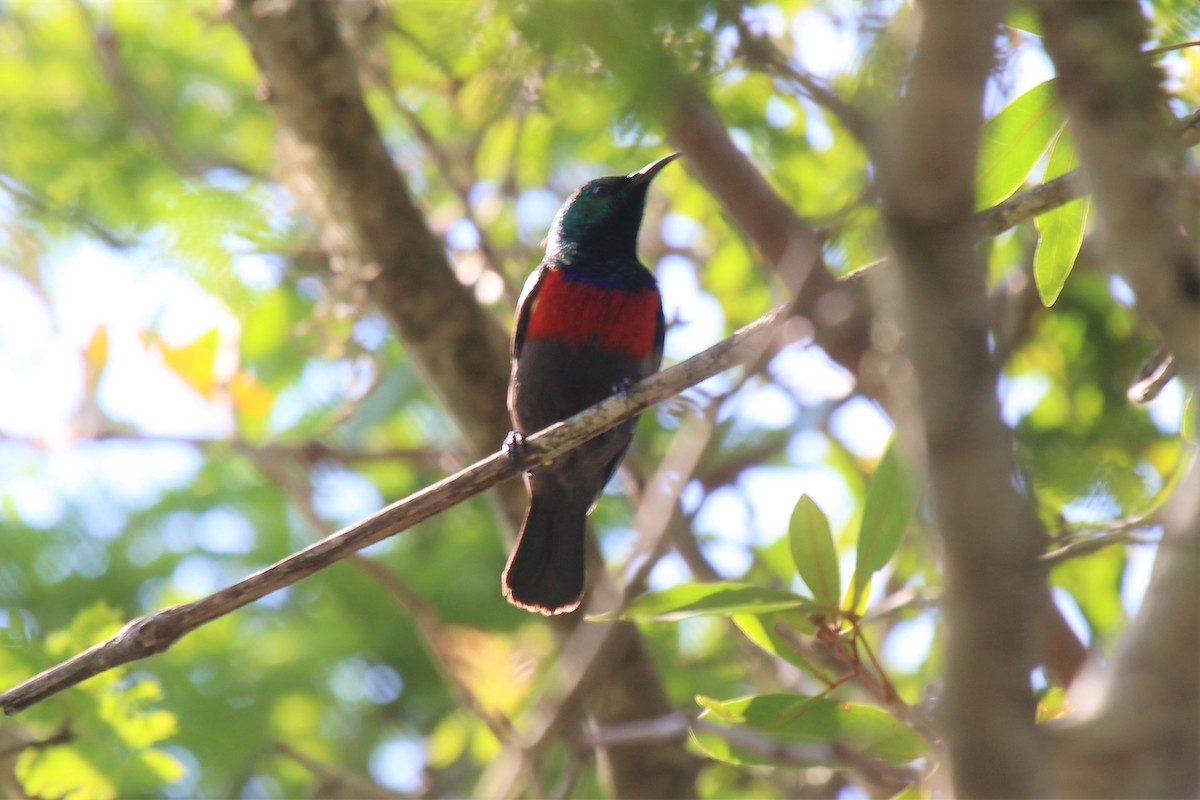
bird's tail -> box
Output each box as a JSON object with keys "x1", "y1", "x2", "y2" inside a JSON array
[{"x1": 502, "y1": 496, "x2": 587, "y2": 615}]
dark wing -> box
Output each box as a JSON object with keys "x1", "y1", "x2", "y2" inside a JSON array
[
  {"x1": 649, "y1": 302, "x2": 666, "y2": 373},
  {"x1": 511, "y1": 264, "x2": 548, "y2": 360}
]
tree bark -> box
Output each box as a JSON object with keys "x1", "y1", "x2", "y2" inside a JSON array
[
  {"x1": 877, "y1": 1, "x2": 1049, "y2": 795},
  {"x1": 1035, "y1": 2, "x2": 1200, "y2": 794}
]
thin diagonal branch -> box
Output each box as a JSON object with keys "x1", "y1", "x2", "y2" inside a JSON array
[{"x1": 0, "y1": 306, "x2": 784, "y2": 716}]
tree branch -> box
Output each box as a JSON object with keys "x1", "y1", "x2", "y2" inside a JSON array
[
  {"x1": 0, "y1": 306, "x2": 783, "y2": 716},
  {"x1": 878, "y1": 1, "x2": 1048, "y2": 795},
  {"x1": 1048, "y1": 457, "x2": 1200, "y2": 798},
  {"x1": 1036, "y1": 0, "x2": 1200, "y2": 383},
  {"x1": 665, "y1": 87, "x2": 875, "y2": 382},
  {"x1": 1034, "y1": 3, "x2": 1200, "y2": 794},
  {"x1": 274, "y1": 741, "x2": 406, "y2": 800}
]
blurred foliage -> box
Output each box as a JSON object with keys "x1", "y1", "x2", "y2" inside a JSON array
[{"x1": 0, "y1": 0, "x2": 1196, "y2": 797}]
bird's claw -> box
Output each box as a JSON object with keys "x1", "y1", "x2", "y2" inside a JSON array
[
  {"x1": 503, "y1": 430, "x2": 526, "y2": 465},
  {"x1": 613, "y1": 377, "x2": 635, "y2": 401}
]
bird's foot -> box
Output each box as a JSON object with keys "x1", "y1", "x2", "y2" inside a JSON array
[
  {"x1": 503, "y1": 430, "x2": 526, "y2": 465},
  {"x1": 613, "y1": 377, "x2": 635, "y2": 401}
]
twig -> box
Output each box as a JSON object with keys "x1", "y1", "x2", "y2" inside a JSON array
[
  {"x1": 248, "y1": 449, "x2": 512, "y2": 744},
  {"x1": 617, "y1": 403, "x2": 721, "y2": 600},
  {"x1": 1041, "y1": 528, "x2": 1159, "y2": 566},
  {"x1": 879, "y1": 2, "x2": 1048, "y2": 794},
  {"x1": 0, "y1": 174, "x2": 130, "y2": 249},
  {"x1": 0, "y1": 429, "x2": 460, "y2": 472},
  {"x1": 0, "y1": 727, "x2": 73, "y2": 759},
  {"x1": 577, "y1": 713, "x2": 692, "y2": 750},
  {"x1": 1127, "y1": 347, "x2": 1177, "y2": 404},
  {"x1": 360, "y1": 57, "x2": 514, "y2": 301},
  {"x1": 0, "y1": 305, "x2": 785, "y2": 716},
  {"x1": 274, "y1": 741, "x2": 407, "y2": 800},
  {"x1": 692, "y1": 715, "x2": 917, "y2": 791},
  {"x1": 732, "y1": 15, "x2": 873, "y2": 144},
  {"x1": 70, "y1": 0, "x2": 255, "y2": 178}
]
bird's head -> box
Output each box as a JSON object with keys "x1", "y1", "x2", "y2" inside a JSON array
[{"x1": 546, "y1": 153, "x2": 681, "y2": 262}]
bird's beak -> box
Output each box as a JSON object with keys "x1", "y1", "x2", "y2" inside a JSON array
[{"x1": 628, "y1": 152, "x2": 682, "y2": 185}]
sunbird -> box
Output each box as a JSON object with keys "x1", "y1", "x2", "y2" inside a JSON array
[{"x1": 503, "y1": 154, "x2": 679, "y2": 614}]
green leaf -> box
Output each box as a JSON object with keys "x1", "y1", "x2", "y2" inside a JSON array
[
  {"x1": 733, "y1": 613, "x2": 822, "y2": 674},
  {"x1": 788, "y1": 495, "x2": 841, "y2": 609},
  {"x1": 240, "y1": 287, "x2": 296, "y2": 360},
  {"x1": 691, "y1": 693, "x2": 929, "y2": 766},
  {"x1": 45, "y1": 602, "x2": 124, "y2": 659},
  {"x1": 135, "y1": 749, "x2": 187, "y2": 784},
  {"x1": 599, "y1": 582, "x2": 814, "y2": 621},
  {"x1": 888, "y1": 782, "x2": 926, "y2": 800},
  {"x1": 17, "y1": 746, "x2": 117, "y2": 800},
  {"x1": 1034, "y1": 133, "x2": 1089, "y2": 305},
  {"x1": 1051, "y1": 545, "x2": 1125, "y2": 639},
  {"x1": 977, "y1": 80, "x2": 1064, "y2": 208},
  {"x1": 1182, "y1": 391, "x2": 1196, "y2": 442},
  {"x1": 1007, "y1": 7, "x2": 1043, "y2": 35},
  {"x1": 100, "y1": 678, "x2": 179, "y2": 749},
  {"x1": 854, "y1": 438, "x2": 918, "y2": 604}
]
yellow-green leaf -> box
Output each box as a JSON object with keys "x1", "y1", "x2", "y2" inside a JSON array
[
  {"x1": 977, "y1": 80, "x2": 1064, "y2": 208},
  {"x1": 691, "y1": 693, "x2": 930, "y2": 767},
  {"x1": 155, "y1": 328, "x2": 221, "y2": 398},
  {"x1": 17, "y1": 746, "x2": 116, "y2": 800},
  {"x1": 598, "y1": 582, "x2": 814, "y2": 621},
  {"x1": 733, "y1": 613, "x2": 821, "y2": 675},
  {"x1": 854, "y1": 438, "x2": 918, "y2": 605},
  {"x1": 1034, "y1": 133, "x2": 1089, "y2": 305},
  {"x1": 788, "y1": 495, "x2": 841, "y2": 609}
]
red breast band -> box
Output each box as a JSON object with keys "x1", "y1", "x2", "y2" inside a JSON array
[{"x1": 524, "y1": 270, "x2": 660, "y2": 360}]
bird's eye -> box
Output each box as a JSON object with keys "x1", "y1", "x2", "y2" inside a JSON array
[{"x1": 587, "y1": 184, "x2": 606, "y2": 197}]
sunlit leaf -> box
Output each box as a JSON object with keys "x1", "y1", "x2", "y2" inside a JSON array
[
  {"x1": 270, "y1": 692, "x2": 322, "y2": 739},
  {"x1": 977, "y1": 80, "x2": 1064, "y2": 208},
  {"x1": 17, "y1": 746, "x2": 116, "y2": 800},
  {"x1": 1052, "y1": 547, "x2": 1125, "y2": 640},
  {"x1": 1007, "y1": 7, "x2": 1043, "y2": 35},
  {"x1": 855, "y1": 438, "x2": 919, "y2": 604},
  {"x1": 691, "y1": 693, "x2": 929, "y2": 766},
  {"x1": 788, "y1": 495, "x2": 841, "y2": 609},
  {"x1": 1034, "y1": 133, "x2": 1089, "y2": 305},
  {"x1": 240, "y1": 288, "x2": 296, "y2": 361},
  {"x1": 154, "y1": 328, "x2": 222, "y2": 398},
  {"x1": 470, "y1": 721, "x2": 502, "y2": 762},
  {"x1": 437, "y1": 625, "x2": 533, "y2": 715},
  {"x1": 136, "y1": 749, "x2": 186, "y2": 783},
  {"x1": 1183, "y1": 392, "x2": 1196, "y2": 442},
  {"x1": 230, "y1": 369, "x2": 274, "y2": 420},
  {"x1": 733, "y1": 612, "x2": 820, "y2": 674},
  {"x1": 1036, "y1": 686, "x2": 1073, "y2": 723},
  {"x1": 428, "y1": 714, "x2": 470, "y2": 769},
  {"x1": 888, "y1": 782, "x2": 927, "y2": 800},
  {"x1": 599, "y1": 583, "x2": 814, "y2": 621},
  {"x1": 100, "y1": 678, "x2": 178, "y2": 749},
  {"x1": 45, "y1": 602, "x2": 124, "y2": 659},
  {"x1": 83, "y1": 325, "x2": 109, "y2": 388}
]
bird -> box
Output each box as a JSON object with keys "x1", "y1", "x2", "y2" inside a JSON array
[{"x1": 502, "y1": 153, "x2": 679, "y2": 615}]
